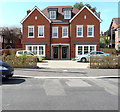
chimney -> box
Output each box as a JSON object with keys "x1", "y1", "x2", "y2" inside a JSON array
[
  {"x1": 27, "y1": 10, "x2": 31, "y2": 15},
  {"x1": 90, "y1": 8, "x2": 95, "y2": 13}
]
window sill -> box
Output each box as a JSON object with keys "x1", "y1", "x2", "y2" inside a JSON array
[
  {"x1": 87, "y1": 36, "x2": 94, "y2": 38},
  {"x1": 52, "y1": 37, "x2": 59, "y2": 38},
  {"x1": 28, "y1": 36, "x2": 34, "y2": 38},
  {"x1": 77, "y1": 36, "x2": 83, "y2": 38},
  {"x1": 62, "y1": 37, "x2": 69, "y2": 38},
  {"x1": 38, "y1": 37, "x2": 45, "y2": 38}
]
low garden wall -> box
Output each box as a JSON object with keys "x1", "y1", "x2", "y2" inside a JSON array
[{"x1": 90, "y1": 55, "x2": 120, "y2": 69}]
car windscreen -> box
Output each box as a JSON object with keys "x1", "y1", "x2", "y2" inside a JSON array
[
  {"x1": 24, "y1": 51, "x2": 34, "y2": 55},
  {"x1": 17, "y1": 51, "x2": 23, "y2": 54}
]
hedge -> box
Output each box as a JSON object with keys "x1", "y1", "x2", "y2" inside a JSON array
[
  {"x1": 1, "y1": 55, "x2": 37, "y2": 68},
  {"x1": 90, "y1": 55, "x2": 120, "y2": 69}
]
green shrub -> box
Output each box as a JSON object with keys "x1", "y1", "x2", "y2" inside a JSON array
[
  {"x1": 90, "y1": 55, "x2": 120, "y2": 69},
  {"x1": 2, "y1": 55, "x2": 37, "y2": 68}
]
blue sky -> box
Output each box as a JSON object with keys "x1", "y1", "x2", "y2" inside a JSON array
[{"x1": 0, "y1": 2, "x2": 119, "y2": 32}]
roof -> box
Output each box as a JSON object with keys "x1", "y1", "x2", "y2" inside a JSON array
[
  {"x1": 21, "y1": 6, "x2": 51, "y2": 24},
  {"x1": 42, "y1": 6, "x2": 79, "y2": 23},
  {"x1": 70, "y1": 6, "x2": 101, "y2": 23},
  {"x1": 113, "y1": 18, "x2": 120, "y2": 25}
]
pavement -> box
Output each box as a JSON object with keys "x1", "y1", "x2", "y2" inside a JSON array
[
  {"x1": 2, "y1": 68, "x2": 119, "y2": 110},
  {"x1": 37, "y1": 60, "x2": 90, "y2": 68}
]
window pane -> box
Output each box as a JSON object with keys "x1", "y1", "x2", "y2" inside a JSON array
[
  {"x1": 50, "y1": 11, "x2": 56, "y2": 19},
  {"x1": 90, "y1": 46, "x2": 95, "y2": 52},
  {"x1": 39, "y1": 46, "x2": 44, "y2": 55},
  {"x1": 77, "y1": 26, "x2": 83, "y2": 37},
  {"x1": 33, "y1": 46, "x2": 37, "y2": 55},
  {"x1": 64, "y1": 11, "x2": 71, "y2": 19},
  {"x1": 63, "y1": 27, "x2": 68, "y2": 37},
  {"x1": 29, "y1": 27, "x2": 34, "y2": 36},
  {"x1": 78, "y1": 46, "x2": 82, "y2": 55},
  {"x1": 28, "y1": 46, "x2": 32, "y2": 52},
  {"x1": 88, "y1": 26, "x2": 93, "y2": 37},
  {"x1": 53, "y1": 27, "x2": 58, "y2": 37},
  {"x1": 39, "y1": 26, "x2": 44, "y2": 37},
  {"x1": 84, "y1": 46, "x2": 88, "y2": 54}
]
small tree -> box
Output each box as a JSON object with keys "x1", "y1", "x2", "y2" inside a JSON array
[
  {"x1": 1, "y1": 27, "x2": 21, "y2": 49},
  {"x1": 100, "y1": 36, "x2": 109, "y2": 48},
  {"x1": 73, "y1": 2, "x2": 100, "y2": 18}
]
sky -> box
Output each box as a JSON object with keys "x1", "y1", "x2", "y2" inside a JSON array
[{"x1": 0, "y1": 1, "x2": 119, "y2": 32}]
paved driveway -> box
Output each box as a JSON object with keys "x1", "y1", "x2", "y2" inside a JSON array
[{"x1": 37, "y1": 60, "x2": 90, "y2": 69}]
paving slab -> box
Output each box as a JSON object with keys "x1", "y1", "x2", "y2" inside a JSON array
[{"x1": 37, "y1": 60, "x2": 90, "y2": 69}]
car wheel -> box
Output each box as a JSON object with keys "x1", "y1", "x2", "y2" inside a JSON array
[
  {"x1": 37, "y1": 58, "x2": 39, "y2": 62},
  {"x1": 81, "y1": 58, "x2": 87, "y2": 62}
]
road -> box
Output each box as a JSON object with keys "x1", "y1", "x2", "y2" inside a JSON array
[{"x1": 2, "y1": 68, "x2": 119, "y2": 110}]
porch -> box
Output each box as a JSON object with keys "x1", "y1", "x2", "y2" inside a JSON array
[{"x1": 51, "y1": 44, "x2": 70, "y2": 60}]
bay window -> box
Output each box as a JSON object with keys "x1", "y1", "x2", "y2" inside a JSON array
[
  {"x1": 26, "y1": 45, "x2": 45, "y2": 57},
  {"x1": 76, "y1": 45, "x2": 96, "y2": 56}
]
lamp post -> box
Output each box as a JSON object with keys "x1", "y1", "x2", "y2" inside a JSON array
[{"x1": 111, "y1": 28, "x2": 113, "y2": 48}]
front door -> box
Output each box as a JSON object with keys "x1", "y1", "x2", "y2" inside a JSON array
[
  {"x1": 62, "y1": 47, "x2": 67, "y2": 59},
  {"x1": 53, "y1": 47, "x2": 58, "y2": 59}
]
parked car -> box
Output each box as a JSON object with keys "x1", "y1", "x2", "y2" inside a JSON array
[
  {"x1": 16, "y1": 50, "x2": 42, "y2": 62},
  {"x1": 0, "y1": 60, "x2": 14, "y2": 79},
  {"x1": 75, "y1": 51, "x2": 110, "y2": 62}
]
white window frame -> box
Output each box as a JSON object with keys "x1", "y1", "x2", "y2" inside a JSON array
[
  {"x1": 77, "y1": 25, "x2": 83, "y2": 37},
  {"x1": 76, "y1": 45, "x2": 96, "y2": 56},
  {"x1": 87, "y1": 25, "x2": 94, "y2": 37},
  {"x1": 28, "y1": 26, "x2": 34, "y2": 38},
  {"x1": 52, "y1": 27, "x2": 58, "y2": 38},
  {"x1": 62, "y1": 27, "x2": 68, "y2": 38},
  {"x1": 50, "y1": 11, "x2": 56, "y2": 19},
  {"x1": 38, "y1": 26, "x2": 44, "y2": 38},
  {"x1": 64, "y1": 10, "x2": 71, "y2": 19},
  {"x1": 26, "y1": 45, "x2": 45, "y2": 57}
]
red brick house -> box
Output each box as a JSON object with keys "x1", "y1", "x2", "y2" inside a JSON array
[
  {"x1": 21, "y1": 5, "x2": 101, "y2": 59},
  {"x1": 0, "y1": 27, "x2": 22, "y2": 49},
  {"x1": 105, "y1": 18, "x2": 120, "y2": 51}
]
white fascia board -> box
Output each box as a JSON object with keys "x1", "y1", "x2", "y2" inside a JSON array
[
  {"x1": 70, "y1": 6, "x2": 102, "y2": 23},
  {"x1": 21, "y1": 6, "x2": 51, "y2": 24}
]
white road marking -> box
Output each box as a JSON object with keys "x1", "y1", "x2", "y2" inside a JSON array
[
  {"x1": 63, "y1": 70, "x2": 68, "y2": 72},
  {"x1": 14, "y1": 75, "x2": 119, "y2": 79},
  {"x1": 66, "y1": 79, "x2": 91, "y2": 87},
  {"x1": 43, "y1": 79, "x2": 66, "y2": 96}
]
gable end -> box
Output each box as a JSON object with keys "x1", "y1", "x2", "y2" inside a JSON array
[
  {"x1": 21, "y1": 6, "x2": 51, "y2": 24},
  {"x1": 69, "y1": 6, "x2": 101, "y2": 23}
]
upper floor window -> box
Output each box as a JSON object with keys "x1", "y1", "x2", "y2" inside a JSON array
[
  {"x1": 52, "y1": 27, "x2": 58, "y2": 38},
  {"x1": 64, "y1": 10, "x2": 71, "y2": 19},
  {"x1": 87, "y1": 25, "x2": 94, "y2": 37},
  {"x1": 38, "y1": 26, "x2": 44, "y2": 38},
  {"x1": 77, "y1": 25, "x2": 83, "y2": 37},
  {"x1": 28, "y1": 26, "x2": 34, "y2": 38},
  {"x1": 50, "y1": 11, "x2": 56, "y2": 19},
  {"x1": 62, "y1": 27, "x2": 68, "y2": 38}
]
